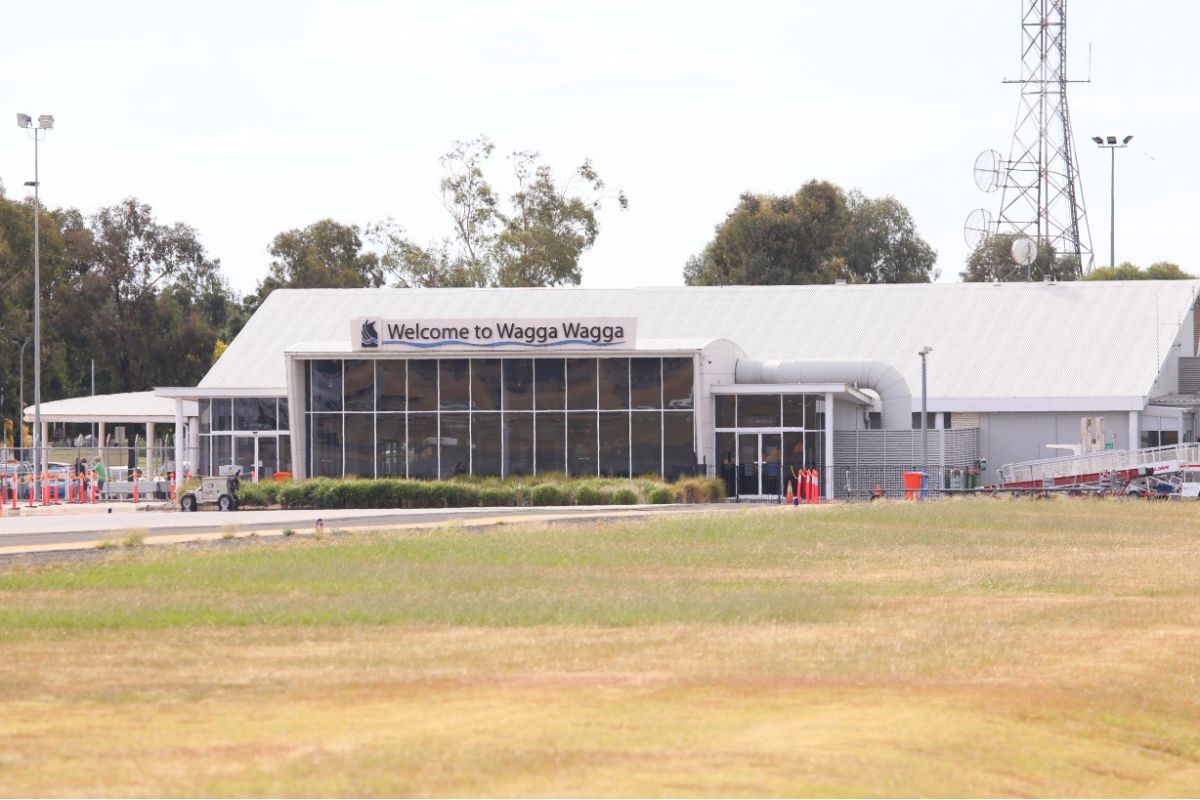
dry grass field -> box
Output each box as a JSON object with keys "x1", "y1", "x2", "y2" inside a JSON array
[{"x1": 1, "y1": 499, "x2": 1199, "y2": 797}]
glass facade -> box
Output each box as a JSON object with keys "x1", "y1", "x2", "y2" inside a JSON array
[
  {"x1": 198, "y1": 397, "x2": 292, "y2": 479},
  {"x1": 714, "y1": 393, "x2": 825, "y2": 498},
  {"x1": 303, "y1": 357, "x2": 697, "y2": 479}
]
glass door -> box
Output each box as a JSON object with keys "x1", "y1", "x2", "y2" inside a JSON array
[
  {"x1": 736, "y1": 432, "x2": 783, "y2": 499},
  {"x1": 737, "y1": 433, "x2": 759, "y2": 497},
  {"x1": 233, "y1": 436, "x2": 260, "y2": 483}
]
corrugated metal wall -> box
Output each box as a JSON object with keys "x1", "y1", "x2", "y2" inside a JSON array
[{"x1": 833, "y1": 428, "x2": 980, "y2": 498}]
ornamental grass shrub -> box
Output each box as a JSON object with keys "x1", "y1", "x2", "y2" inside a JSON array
[{"x1": 239, "y1": 473, "x2": 722, "y2": 510}]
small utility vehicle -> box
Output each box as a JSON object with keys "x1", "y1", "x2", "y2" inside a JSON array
[{"x1": 179, "y1": 467, "x2": 241, "y2": 512}]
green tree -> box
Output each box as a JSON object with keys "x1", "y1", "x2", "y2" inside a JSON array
[
  {"x1": 960, "y1": 234, "x2": 1058, "y2": 282},
  {"x1": 52, "y1": 198, "x2": 227, "y2": 393},
  {"x1": 844, "y1": 192, "x2": 939, "y2": 283},
  {"x1": 683, "y1": 181, "x2": 936, "y2": 286},
  {"x1": 1086, "y1": 261, "x2": 1193, "y2": 281},
  {"x1": 254, "y1": 219, "x2": 383, "y2": 305},
  {"x1": 380, "y1": 136, "x2": 626, "y2": 288}
]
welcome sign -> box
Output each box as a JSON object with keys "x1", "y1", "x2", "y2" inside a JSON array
[{"x1": 352, "y1": 318, "x2": 637, "y2": 350}]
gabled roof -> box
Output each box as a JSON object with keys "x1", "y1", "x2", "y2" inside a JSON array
[
  {"x1": 199, "y1": 281, "x2": 1200, "y2": 407},
  {"x1": 26, "y1": 391, "x2": 197, "y2": 423}
]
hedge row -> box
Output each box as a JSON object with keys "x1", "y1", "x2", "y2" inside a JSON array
[{"x1": 236, "y1": 475, "x2": 725, "y2": 510}]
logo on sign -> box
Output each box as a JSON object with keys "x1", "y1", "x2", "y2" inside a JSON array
[{"x1": 360, "y1": 319, "x2": 380, "y2": 348}]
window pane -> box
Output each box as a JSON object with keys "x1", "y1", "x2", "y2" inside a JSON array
[
  {"x1": 716, "y1": 431, "x2": 736, "y2": 497},
  {"x1": 471, "y1": 360, "x2": 503, "y2": 411},
  {"x1": 344, "y1": 414, "x2": 374, "y2": 478},
  {"x1": 503, "y1": 412, "x2": 534, "y2": 476},
  {"x1": 311, "y1": 361, "x2": 343, "y2": 412},
  {"x1": 376, "y1": 361, "x2": 406, "y2": 412},
  {"x1": 278, "y1": 399, "x2": 290, "y2": 430},
  {"x1": 344, "y1": 360, "x2": 374, "y2": 412},
  {"x1": 235, "y1": 398, "x2": 277, "y2": 431},
  {"x1": 805, "y1": 432, "x2": 822, "y2": 469},
  {"x1": 504, "y1": 359, "x2": 534, "y2": 411},
  {"x1": 440, "y1": 413, "x2": 470, "y2": 478},
  {"x1": 783, "y1": 432, "x2": 805, "y2": 483},
  {"x1": 631, "y1": 411, "x2": 662, "y2": 477},
  {"x1": 376, "y1": 414, "x2": 406, "y2": 478},
  {"x1": 212, "y1": 399, "x2": 233, "y2": 431},
  {"x1": 663, "y1": 412, "x2": 695, "y2": 475},
  {"x1": 472, "y1": 413, "x2": 502, "y2": 476},
  {"x1": 258, "y1": 437, "x2": 278, "y2": 480},
  {"x1": 312, "y1": 414, "x2": 343, "y2": 477},
  {"x1": 535, "y1": 359, "x2": 566, "y2": 410},
  {"x1": 630, "y1": 358, "x2": 661, "y2": 410},
  {"x1": 278, "y1": 435, "x2": 291, "y2": 474},
  {"x1": 662, "y1": 358, "x2": 693, "y2": 409},
  {"x1": 407, "y1": 361, "x2": 437, "y2": 412},
  {"x1": 598, "y1": 411, "x2": 630, "y2": 477},
  {"x1": 598, "y1": 358, "x2": 629, "y2": 410},
  {"x1": 567, "y1": 359, "x2": 597, "y2": 410},
  {"x1": 783, "y1": 395, "x2": 806, "y2": 428},
  {"x1": 199, "y1": 436, "x2": 212, "y2": 475},
  {"x1": 737, "y1": 395, "x2": 780, "y2": 427},
  {"x1": 199, "y1": 399, "x2": 211, "y2": 434},
  {"x1": 440, "y1": 359, "x2": 470, "y2": 411},
  {"x1": 567, "y1": 411, "x2": 598, "y2": 477},
  {"x1": 407, "y1": 413, "x2": 438, "y2": 478},
  {"x1": 805, "y1": 396, "x2": 818, "y2": 430},
  {"x1": 715, "y1": 396, "x2": 735, "y2": 429},
  {"x1": 535, "y1": 412, "x2": 565, "y2": 474},
  {"x1": 213, "y1": 434, "x2": 231, "y2": 469}
]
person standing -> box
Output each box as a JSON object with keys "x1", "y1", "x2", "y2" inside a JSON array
[{"x1": 93, "y1": 459, "x2": 107, "y2": 499}]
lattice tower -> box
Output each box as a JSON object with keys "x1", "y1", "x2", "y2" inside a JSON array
[{"x1": 994, "y1": 0, "x2": 1094, "y2": 278}]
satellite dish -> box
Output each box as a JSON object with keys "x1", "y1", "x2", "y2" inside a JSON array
[
  {"x1": 1011, "y1": 236, "x2": 1037, "y2": 267},
  {"x1": 963, "y1": 208, "x2": 993, "y2": 249},
  {"x1": 974, "y1": 149, "x2": 1002, "y2": 192}
]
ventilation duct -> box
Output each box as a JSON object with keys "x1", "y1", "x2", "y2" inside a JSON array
[{"x1": 735, "y1": 359, "x2": 913, "y2": 430}]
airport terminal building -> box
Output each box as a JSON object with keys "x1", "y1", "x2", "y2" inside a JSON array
[{"x1": 143, "y1": 280, "x2": 1200, "y2": 499}]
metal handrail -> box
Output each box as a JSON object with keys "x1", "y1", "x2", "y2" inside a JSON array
[{"x1": 1001, "y1": 442, "x2": 1200, "y2": 485}]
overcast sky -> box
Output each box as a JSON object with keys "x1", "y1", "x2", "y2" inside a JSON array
[{"x1": 2, "y1": 1, "x2": 1195, "y2": 296}]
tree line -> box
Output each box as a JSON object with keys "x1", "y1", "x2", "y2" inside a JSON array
[{"x1": 0, "y1": 137, "x2": 1189, "y2": 425}]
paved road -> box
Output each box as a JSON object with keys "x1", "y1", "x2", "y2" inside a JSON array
[{"x1": 0, "y1": 504, "x2": 739, "y2": 555}]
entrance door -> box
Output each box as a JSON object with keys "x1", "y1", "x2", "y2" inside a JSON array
[
  {"x1": 736, "y1": 432, "x2": 783, "y2": 499},
  {"x1": 233, "y1": 436, "x2": 261, "y2": 483}
]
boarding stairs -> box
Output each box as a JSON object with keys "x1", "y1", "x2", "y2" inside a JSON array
[{"x1": 999, "y1": 442, "x2": 1200, "y2": 494}]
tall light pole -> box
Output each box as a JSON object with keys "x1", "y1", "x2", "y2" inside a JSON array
[
  {"x1": 16, "y1": 113, "x2": 53, "y2": 499},
  {"x1": 10, "y1": 335, "x2": 29, "y2": 463},
  {"x1": 918, "y1": 346, "x2": 932, "y2": 485},
  {"x1": 1091, "y1": 134, "x2": 1133, "y2": 269}
]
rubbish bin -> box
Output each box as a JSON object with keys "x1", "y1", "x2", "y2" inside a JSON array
[
  {"x1": 965, "y1": 467, "x2": 979, "y2": 489},
  {"x1": 948, "y1": 469, "x2": 963, "y2": 491},
  {"x1": 902, "y1": 471, "x2": 927, "y2": 501}
]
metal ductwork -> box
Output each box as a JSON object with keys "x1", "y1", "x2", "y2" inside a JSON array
[{"x1": 735, "y1": 359, "x2": 913, "y2": 430}]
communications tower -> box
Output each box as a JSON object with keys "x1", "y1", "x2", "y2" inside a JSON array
[{"x1": 966, "y1": 0, "x2": 1094, "y2": 279}]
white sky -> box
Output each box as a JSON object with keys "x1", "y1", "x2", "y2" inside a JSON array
[{"x1": 2, "y1": 1, "x2": 1195, "y2": 296}]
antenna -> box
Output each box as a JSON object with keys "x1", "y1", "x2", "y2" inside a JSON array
[
  {"x1": 963, "y1": 208, "x2": 994, "y2": 250},
  {"x1": 971, "y1": 0, "x2": 1095, "y2": 281}
]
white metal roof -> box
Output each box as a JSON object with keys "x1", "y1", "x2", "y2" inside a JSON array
[
  {"x1": 26, "y1": 391, "x2": 197, "y2": 424},
  {"x1": 199, "y1": 281, "x2": 1200, "y2": 409}
]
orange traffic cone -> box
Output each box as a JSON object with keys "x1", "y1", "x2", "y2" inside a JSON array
[{"x1": 785, "y1": 481, "x2": 794, "y2": 505}]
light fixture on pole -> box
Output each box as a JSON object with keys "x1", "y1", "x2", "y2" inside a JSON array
[
  {"x1": 918, "y1": 346, "x2": 933, "y2": 483},
  {"x1": 10, "y1": 335, "x2": 29, "y2": 463},
  {"x1": 1091, "y1": 134, "x2": 1133, "y2": 269},
  {"x1": 16, "y1": 112, "x2": 52, "y2": 502}
]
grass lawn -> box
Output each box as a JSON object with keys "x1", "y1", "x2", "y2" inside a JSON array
[{"x1": 1, "y1": 499, "x2": 1199, "y2": 796}]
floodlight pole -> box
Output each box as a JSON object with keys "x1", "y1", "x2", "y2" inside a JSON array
[
  {"x1": 17, "y1": 113, "x2": 52, "y2": 501},
  {"x1": 1092, "y1": 135, "x2": 1133, "y2": 269},
  {"x1": 919, "y1": 346, "x2": 932, "y2": 481}
]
